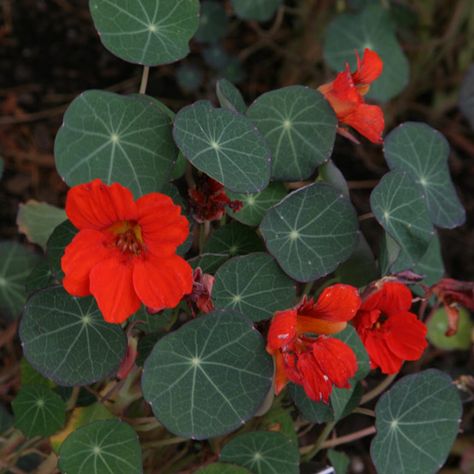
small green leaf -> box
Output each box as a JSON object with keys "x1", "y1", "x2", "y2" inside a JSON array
[
  {"x1": 427, "y1": 307, "x2": 472, "y2": 351},
  {"x1": 260, "y1": 183, "x2": 359, "y2": 282},
  {"x1": 216, "y1": 79, "x2": 247, "y2": 114},
  {"x1": 25, "y1": 259, "x2": 55, "y2": 294},
  {"x1": 247, "y1": 86, "x2": 337, "y2": 181},
  {"x1": 142, "y1": 310, "x2": 273, "y2": 439},
  {"x1": 370, "y1": 171, "x2": 434, "y2": 266},
  {"x1": 20, "y1": 358, "x2": 53, "y2": 387},
  {"x1": 371, "y1": 369, "x2": 462, "y2": 474},
  {"x1": 46, "y1": 220, "x2": 77, "y2": 281},
  {"x1": 328, "y1": 449, "x2": 350, "y2": 474},
  {"x1": 324, "y1": 4, "x2": 409, "y2": 102},
  {"x1": 89, "y1": 0, "x2": 199, "y2": 66},
  {"x1": 318, "y1": 160, "x2": 350, "y2": 198},
  {"x1": 227, "y1": 183, "x2": 287, "y2": 227},
  {"x1": 173, "y1": 101, "x2": 271, "y2": 193},
  {"x1": 20, "y1": 287, "x2": 127, "y2": 386},
  {"x1": 384, "y1": 122, "x2": 465, "y2": 229},
  {"x1": 195, "y1": 1, "x2": 229, "y2": 43},
  {"x1": 459, "y1": 64, "x2": 474, "y2": 130},
  {"x1": 55, "y1": 91, "x2": 178, "y2": 197},
  {"x1": 0, "y1": 241, "x2": 40, "y2": 321},
  {"x1": 336, "y1": 233, "x2": 378, "y2": 288},
  {"x1": 231, "y1": 0, "x2": 283, "y2": 22},
  {"x1": 196, "y1": 464, "x2": 252, "y2": 474},
  {"x1": 58, "y1": 420, "x2": 142, "y2": 474},
  {"x1": 16, "y1": 201, "x2": 66, "y2": 250},
  {"x1": 12, "y1": 385, "x2": 66, "y2": 438},
  {"x1": 220, "y1": 431, "x2": 299, "y2": 474},
  {"x1": 213, "y1": 253, "x2": 296, "y2": 321}
]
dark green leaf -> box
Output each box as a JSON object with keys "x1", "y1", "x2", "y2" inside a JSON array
[
  {"x1": 247, "y1": 86, "x2": 337, "y2": 181},
  {"x1": 0, "y1": 241, "x2": 40, "y2": 321},
  {"x1": 220, "y1": 431, "x2": 299, "y2": 474},
  {"x1": 328, "y1": 449, "x2": 350, "y2": 474},
  {"x1": 213, "y1": 253, "x2": 296, "y2": 321},
  {"x1": 196, "y1": 464, "x2": 252, "y2": 474},
  {"x1": 324, "y1": 5, "x2": 409, "y2": 102},
  {"x1": 20, "y1": 287, "x2": 127, "y2": 386},
  {"x1": 427, "y1": 307, "x2": 472, "y2": 351},
  {"x1": 12, "y1": 385, "x2": 66, "y2": 437},
  {"x1": 55, "y1": 91, "x2": 178, "y2": 197},
  {"x1": 130, "y1": 306, "x2": 176, "y2": 334},
  {"x1": 173, "y1": 101, "x2": 271, "y2": 193},
  {"x1": 25, "y1": 259, "x2": 55, "y2": 294},
  {"x1": 260, "y1": 183, "x2": 359, "y2": 282},
  {"x1": 58, "y1": 420, "x2": 142, "y2": 474},
  {"x1": 217, "y1": 79, "x2": 247, "y2": 114},
  {"x1": 16, "y1": 201, "x2": 66, "y2": 250},
  {"x1": 89, "y1": 0, "x2": 199, "y2": 66},
  {"x1": 195, "y1": 1, "x2": 229, "y2": 43},
  {"x1": 371, "y1": 369, "x2": 462, "y2": 474},
  {"x1": 227, "y1": 183, "x2": 287, "y2": 227},
  {"x1": 260, "y1": 407, "x2": 298, "y2": 445},
  {"x1": 20, "y1": 358, "x2": 53, "y2": 387},
  {"x1": 46, "y1": 220, "x2": 77, "y2": 281},
  {"x1": 230, "y1": 0, "x2": 283, "y2": 22},
  {"x1": 384, "y1": 122, "x2": 465, "y2": 228},
  {"x1": 370, "y1": 171, "x2": 435, "y2": 266},
  {"x1": 142, "y1": 310, "x2": 273, "y2": 439},
  {"x1": 318, "y1": 160, "x2": 350, "y2": 198},
  {"x1": 289, "y1": 384, "x2": 333, "y2": 423}
]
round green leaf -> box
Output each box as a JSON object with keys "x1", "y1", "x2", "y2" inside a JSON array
[
  {"x1": 142, "y1": 310, "x2": 273, "y2": 439},
  {"x1": 324, "y1": 4, "x2": 409, "y2": 102},
  {"x1": 213, "y1": 253, "x2": 296, "y2": 321},
  {"x1": 58, "y1": 420, "x2": 142, "y2": 474},
  {"x1": 55, "y1": 91, "x2": 178, "y2": 197},
  {"x1": 247, "y1": 86, "x2": 337, "y2": 181},
  {"x1": 384, "y1": 122, "x2": 465, "y2": 229},
  {"x1": 20, "y1": 287, "x2": 127, "y2": 386},
  {"x1": 230, "y1": 0, "x2": 282, "y2": 22},
  {"x1": 260, "y1": 183, "x2": 359, "y2": 282},
  {"x1": 371, "y1": 369, "x2": 462, "y2": 474},
  {"x1": 196, "y1": 463, "x2": 252, "y2": 474},
  {"x1": 370, "y1": 171, "x2": 435, "y2": 266},
  {"x1": 227, "y1": 183, "x2": 287, "y2": 227},
  {"x1": 0, "y1": 241, "x2": 40, "y2": 321},
  {"x1": 46, "y1": 220, "x2": 77, "y2": 281},
  {"x1": 220, "y1": 431, "x2": 299, "y2": 474},
  {"x1": 17, "y1": 201, "x2": 66, "y2": 250},
  {"x1": 12, "y1": 385, "x2": 66, "y2": 437},
  {"x1": 173, "y1": 101, "x2": 271, "y2": 193},
  {"x1": 25, "y1": 259, "x2": 55, "y2": 294},
  {"x1": 195, "y1": 1, "x2": 229, "y2": 43},
  {"x1": 427, "y1": 307, "x2": 472, "y2": 351},
  {"x1": 89, "y1": 0, "x2": 199, "y2": 66},
  {"x1": 216, "y1": 79, "x2": 247, "y2": 114}
]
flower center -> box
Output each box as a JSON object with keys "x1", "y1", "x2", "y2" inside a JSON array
[{"x1": 108, "y1": 221, "x2": 143, "y2": 255}]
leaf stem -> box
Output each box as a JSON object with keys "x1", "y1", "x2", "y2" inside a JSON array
[
  {"x1": 321, "y1": 425, "x2": 376, "y2": 449},
  {"x1": 139, "y1": 66, "x2": 150, "y2": 94},
  {"x1": 301, "y1": 421, "x2": 336, "y2": 461},
  {"x1": 360, "y1": 373, "x2": 398, "y2": 405}
]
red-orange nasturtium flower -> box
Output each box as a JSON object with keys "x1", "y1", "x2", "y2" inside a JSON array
[
  {"x1": 266, "y1": 284, "x2": 361, "y2": 403},
  {"x1": 61, "y1": 179, "x2": 193, "y2": 324},
  {"x1": 318, "y1": 48, "x2": 384, "y2": 144},
  {"x1": 352, "y1": 282, "x2": 427, "y2": 374}
]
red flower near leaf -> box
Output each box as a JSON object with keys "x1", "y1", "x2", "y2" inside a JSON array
[
  {"x1": 353, "y1": 282, "x2": 427, "y2": 374},
  {"x1": 318, "y1": 48, "x2": 384, "y2": 144},
  {"x1": 185, "y1": 267, "x2": 215, "y2": 316},
  {"x1": 61, "y1": 179, "x2": 193, "y2": 324},
  {"x1": 266, "y1": 284, "x2": 360, "y2": 402},
  {"x1": 189, "y1": 176, "x2": 242, "y2": 223}
]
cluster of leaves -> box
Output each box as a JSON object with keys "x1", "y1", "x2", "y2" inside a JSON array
[{"x1": 1, "y1": 1, "x2": 473, "y2": 473}]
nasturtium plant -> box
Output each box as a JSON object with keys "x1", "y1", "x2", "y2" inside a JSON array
[{"x1": 3, "y1": 1, "x2": 471, "y2": 473}]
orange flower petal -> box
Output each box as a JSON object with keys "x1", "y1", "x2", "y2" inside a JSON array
[
  {"x1": 297, "y1": 316, "x2": 347, "y2": 336},
  {"x1": 273, "y1": 351, "x2": 289, "y2": 396},
  {"x1": 352, "y1": 49, "x2": 383, "y2": 85},
  {"x1": 266, "y1": 309, "x2": 297, "y2": 352},
  {"x1": 65, "y1": 179, "x2": 137, "y2": 231},
  {"x1": 61, "y1": 229, "x2": 112, "y2": 296},
  {"x1": 132, "y1": 254, "x2": 193, "y2": 311},
  {"x1": 136, "y1": 193, "x2": 190, "y2": 257},
  {"x1": 89, "y1": 256, "x2": 141, "y2": 324},
  {"x1": 343, "y1": 103, "x2": 384, "y2": 144}
]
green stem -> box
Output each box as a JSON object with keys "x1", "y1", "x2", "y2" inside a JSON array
[
  {"x1": 360, "y1": 373, "x2": 398, "y2": 405},
  {"x1": 139, "y1": 66, "x2": 150, "y2": 94},
  {"x1": 301, "y1": 421, "x2": 336, "y2": 461}
]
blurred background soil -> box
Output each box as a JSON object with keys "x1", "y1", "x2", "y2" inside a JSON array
[{"x1": 0, "y1": 0, "x2": 473, "y2": 279}]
